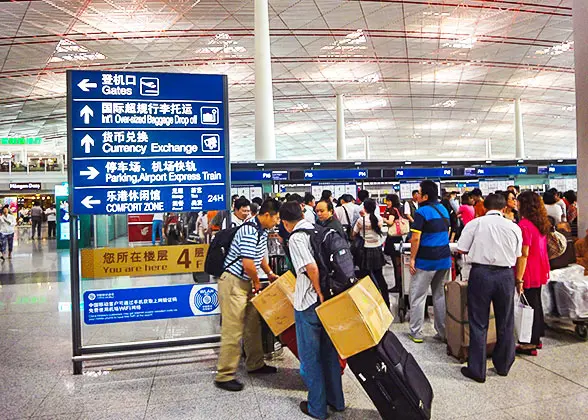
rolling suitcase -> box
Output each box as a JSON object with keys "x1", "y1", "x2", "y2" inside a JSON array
[
  {"x1": 445, "y1": 281, "x2": 496, "y2": 363},
  {"x1": 348, "y1": 331, "x2": 433, "y2": 420}
]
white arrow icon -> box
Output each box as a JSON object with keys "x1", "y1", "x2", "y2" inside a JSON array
[
  {"x1": 80, "y1": 166, "x2": 99, "y2": 180},
  {"x1": 78, "y1": 79, "x2": 97, "y2": 92},
  {"x1": 81, "y1": 196, "x2": 101, "y2": 209},
  {"x1": 80, "y1": 105, "x2": 93, "y2": 124},
  {"x1": 81, "y1": 135, "x2": 94, "y2": 153}
]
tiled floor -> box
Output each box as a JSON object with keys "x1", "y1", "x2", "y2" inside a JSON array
[{"x1": 1, "y1": 244, "x2": 587, "y2": 420}]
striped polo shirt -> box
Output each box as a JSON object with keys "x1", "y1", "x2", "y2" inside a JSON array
[
  {"x1": 411, "y1": 201, "x2": 451, "y2": 271},
  {"x1": 224, "y1": 217, "x2": 268, "y2": 281}
]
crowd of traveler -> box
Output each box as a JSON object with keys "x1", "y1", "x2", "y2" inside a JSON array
[{"x1": 209, "y1": 183, "x2": 582, "y2": 417}]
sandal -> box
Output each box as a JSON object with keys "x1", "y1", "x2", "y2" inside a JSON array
[{"x1": 516, "y1": 346, "x2": 538, "y2": 356}]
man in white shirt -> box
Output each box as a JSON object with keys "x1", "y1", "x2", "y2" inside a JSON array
[
  {"x1": 303, "y1": 193, "x2": 317, "y2": 223},
  {"x1": 45, "y1": 205, "x2": 57, "y2": 239},
  {"x1": 404, "y1": 190, "x2": 420, "y2": 225},
  {"x1": 457, "y1": 194, "x2": 523, "y2": 383},
  {"x1": 280, "y1": 202, "x2": 345, "y2": 419},
  {"x1": 335, "y1": 194, "x2": 359, "y2": 239}
]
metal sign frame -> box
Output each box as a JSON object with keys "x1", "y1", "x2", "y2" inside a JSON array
[{"x1": 67, "y1": 70, "x2": 230, "y2": 374}]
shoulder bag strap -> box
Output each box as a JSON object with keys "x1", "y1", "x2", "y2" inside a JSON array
[
  {"x1": 342, "y1": 205, "x2": 351, "y2": 225},
  {"x1": 431, "y1": 204, "x2": 450, "y2": 229}
]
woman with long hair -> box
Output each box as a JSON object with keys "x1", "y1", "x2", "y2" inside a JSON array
[
  {"x1": 501, "y1": 190, "x2": 520, "y2": 223},
  {"x1": 515, "y1": 191, "x2": 551, "y2": 355},
  {"x1": 383, "y1": 194, "x2": 404, "y2": 293},
  {"x1": 352, "y1": 198, "x2": 389, "y2": 309}
]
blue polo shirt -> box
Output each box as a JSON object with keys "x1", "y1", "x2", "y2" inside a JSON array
[{"x1": 411, "y1": 201, "x2": 451, "y2": 271}]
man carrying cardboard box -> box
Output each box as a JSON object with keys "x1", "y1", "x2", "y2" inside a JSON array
[
  {"x1": 280, "y1": 202, "x2": 345, "y2": 420},
  {"x1": 214, "y1": 199, "x2": 281, "y2": 392}
]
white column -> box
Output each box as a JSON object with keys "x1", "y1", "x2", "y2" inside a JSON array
[
  {"x1": 574, "y1": 0, "x2": 588, "y2": 235},
  {"x1": 485, "y1": 138, "x2": 492, "y2": 159},
  {"x1": 514, "y1": 98, "x2": 525, "y2": 159},
  {"x1": 364, "y1": 136, "x2": 370, "y2": 160},
  {"x1": 336, "y1": 94, "x2": 346, "y2": 160},
  {"x1": 254, "y1": 0, "x2": 276, "y2": 161}
]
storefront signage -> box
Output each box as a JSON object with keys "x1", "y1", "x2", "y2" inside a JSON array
[
  {"x1": 1, "y1": 137, "x2": 42, "y2": 145},
  {"x1": 81, "y1": 244, "x2": 208, "y2": 279},
  {"x1": 83, "y1": 283, "x2": 219, "y2": 325},
  {"x1": 9, "y1": 182, "x2": 41, "y2": 191},
  {"x1": 68, "y1": 70, "x2": 229, "y2": 215}
]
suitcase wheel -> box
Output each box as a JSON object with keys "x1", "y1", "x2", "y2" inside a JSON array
[{"x1": 575, "y1": 324, "x2": 588, "y2": 341}]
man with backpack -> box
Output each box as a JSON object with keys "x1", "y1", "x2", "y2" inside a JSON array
[
  {"x1": 213, "y1": 199, "x2": 281, "y2": 392},
  {"x1": 279, "y1": 201, "x2": 346, "y2": 419}
]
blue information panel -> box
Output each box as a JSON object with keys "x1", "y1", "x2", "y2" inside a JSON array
[
  {"x1": 68, "y1": 70, "x2": 229, "y2": 215},
  {"x1": 304, "y1": 169, "x2": 367, "y2": 180},
  {"x1": 538, "y1": 165, "x2": 577, "y2": 175},
  {"x1": 395, "y1": 168, "x2": 453, "y2": 178},
  {"x1": 231, "y1": 171, "x2": 272, "y2": 182},
  {"x1": 470, "y1": 166, "x2": 528, "y2": 176},
  {"x1": 83, "y1": 284, "x2": 220, "y2": 325}
]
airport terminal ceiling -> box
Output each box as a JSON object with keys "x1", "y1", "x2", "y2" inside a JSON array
[{"x1": 0, "y1": 0, "x2": 577, "y2": 162}]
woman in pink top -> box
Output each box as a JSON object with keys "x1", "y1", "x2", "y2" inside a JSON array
[
  {"x1": 515, "y1": 191, "x2": 551, "y2": 356},
  {"x1": 457, "y1": 193, "x2": 476, "y2": 226}
]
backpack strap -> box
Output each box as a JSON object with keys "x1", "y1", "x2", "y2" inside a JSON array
[{"x1": 224, "y1": 221, "x2": 261, "y2": 273}]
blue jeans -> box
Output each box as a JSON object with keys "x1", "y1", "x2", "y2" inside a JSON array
[
  {"x1": 0, "y1": 233, "x2": 14, "y2": 254},
  {"x1": 152, "y1": 220, "x2": 163, "y2": 245},
  {"x1": 295, "y1": 302, "x2": 345, "y2": 419}
]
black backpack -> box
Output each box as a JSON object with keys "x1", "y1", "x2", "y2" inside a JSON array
[
  {"x1": 291, "y1": 225, "x2": 357, "y2": 300},
  {"x1": 204, "y1": 222, "x2": 258, "y2": 277}
]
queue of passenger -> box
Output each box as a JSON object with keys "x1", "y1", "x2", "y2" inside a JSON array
[{"x1": 209, "y1": 184, "x2": 582, "y2": 418}]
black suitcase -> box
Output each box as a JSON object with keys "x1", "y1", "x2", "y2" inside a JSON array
[{"x1": 348, "y1": 331, "x2": 433, "y2": 420}]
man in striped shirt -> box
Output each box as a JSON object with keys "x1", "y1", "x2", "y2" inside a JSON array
[
  {"x1": 280, "y1": 202, "x2": 345, "y2": 419},
  {"x1": 214, "y1": 199, "x2": 281, "y2": 392},
  {"x1": 408, "y1": 180, "x2": 451, "y2": 344}
]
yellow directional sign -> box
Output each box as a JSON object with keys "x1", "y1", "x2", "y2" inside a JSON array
[{"x1": 81, "y1": 244, "x2": 208, "y2": 279}]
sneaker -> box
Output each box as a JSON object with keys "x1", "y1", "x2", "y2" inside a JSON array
[
  {"x1": 214, "y1": 379, "x2": 244, "y2": 392},
  {"x1": 248, "y1": 364, "x2": 277, "y2": 375},
  {"x1": 408, "y1": 333, "x2": 424, "y2": 343},
  {"x1": 300, "y1": 401, "x2": 328, "y2": 419}
]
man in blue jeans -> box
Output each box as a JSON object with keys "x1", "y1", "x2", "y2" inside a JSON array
[
  {"x1": 280, "y1": 202, "x2": 345, "y2": 419},
  {"x1": 152, "y1": 213, "x2": 164, "y2": 245}
]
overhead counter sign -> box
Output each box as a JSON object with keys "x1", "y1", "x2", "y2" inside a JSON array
[{"x1": 67, "y1": 70, "x2": 229, "y2": 215}]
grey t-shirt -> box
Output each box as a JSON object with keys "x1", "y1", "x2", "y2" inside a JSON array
[{"x1": 31, "y1": 206, "x2": 43, "y2": 218}]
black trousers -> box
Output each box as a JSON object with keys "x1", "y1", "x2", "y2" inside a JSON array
[
  {"x1": 523, "y1": 286, "x2": 545, "y2": 346},
  {"x1": 467, "y1": 264, "x2": 516, "y2": 380},
  {"x1": 48, "y1": 221, "x2": 56, "y2": 238},
  {"x1": 31, "y1": 217, "x2": 42, "y2": 238},
  {"x1": 358, "y1": 268, "x2": 391, "y2": 310}
]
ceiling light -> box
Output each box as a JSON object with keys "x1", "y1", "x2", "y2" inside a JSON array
[
  {"x1": 3, "y1": 103, "x2": 21, "y2": 108},
  {"x1": 468, "y1": 119, "x2": 478, "y2": 124},
  {"x1": 443, "y1": 37, "x2": 477, "y2": 49},
  {"x1": 321, "y1": 29, "x2": 367, "y2": 56},
  {"x1": 314, "y1": 163, "x2": 321, "y2": 166},
  {"x1": 49, "y1": 39, "x2": 106, "y2": 63},
  {"x1": 355, "y1": 162, "x2": 362, "y2": 166},
  {"x1": 517, "y1": 159, "x2": 524, "y2": 163},
  {"x1": 562, "y1": 105, "x2": 576, "y2": 112},
  {"x1": 195, "y1": 33, "x2": 246, "y2": 56},
  {"x1": 257, "y1": 163, "x2": 265, "y2": 167},
  {"x1": 557, "y1": 159, "x2": 564, "y2": 163},
  {"x1": 486, "y1": 160, "x2": 492, "y2": 164},
  {"x1": 432, "y1": 99, "x2": 457, "y2": 108},
  {"x1": 536, "y1": 41, "x2": 574, "y2": 56},
  {"x1": 285, "y1": 103, "x2": 309, "y2": 113},
  {"x1": 405, "y1": 161, "x2": 412, "y2": 165},
  {"x1": 441, "y1": 161, "x2": 448, "y2": 165}
]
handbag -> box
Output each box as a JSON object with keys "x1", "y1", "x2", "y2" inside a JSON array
[
  {"x1": 547, "y1": 230, "x2": 567, "y2": 260},
  {"x1": 387, "y1": 208, "x2": 410, "y2": 237},
  {"x1": 514, "y1": 293, "x2": 534, "y2": 343}
]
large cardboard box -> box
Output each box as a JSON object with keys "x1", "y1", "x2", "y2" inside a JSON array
[
  {"x1": 251, "y1": 271, "x2": 296, "y2": 336},
  {"x1": 316, "y1": 277, "x2": 393, "y2": 359}
]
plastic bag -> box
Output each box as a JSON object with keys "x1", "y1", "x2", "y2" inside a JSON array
[
  {"x1": 553, "y1": 275, "x2": 588, "y2": 319},
  {"x1": 514, "y1": 293, "x2": 534, "y2": 343}
]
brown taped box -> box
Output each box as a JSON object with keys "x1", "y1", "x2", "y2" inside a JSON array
[
  {"x1": 445, "y1": 281, "x2": 497, "y2": 363},
  {"x1": 251, "y1": 271, "x2": 296, "y2": 336},
  {"x1": 316, "y1": 277, "x2": 394, "y2": 359}
]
